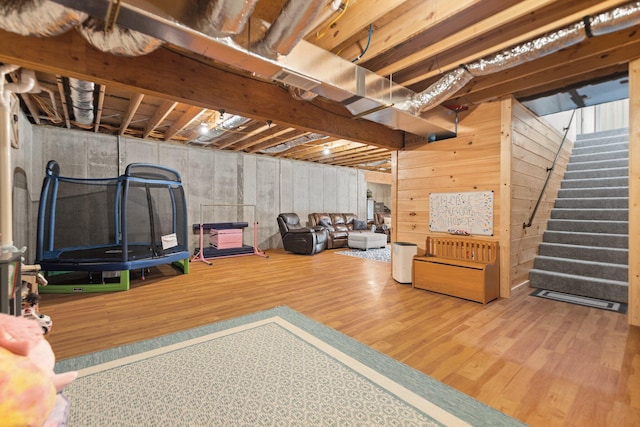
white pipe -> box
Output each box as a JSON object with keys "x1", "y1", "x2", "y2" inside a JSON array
[{"x1": 0, "y1": 67, "x2": 35, "y2": 250}]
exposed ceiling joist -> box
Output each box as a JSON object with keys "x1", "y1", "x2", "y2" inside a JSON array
[{"x1": 1, "y1": 0, "x2": 638, "y2": 173}]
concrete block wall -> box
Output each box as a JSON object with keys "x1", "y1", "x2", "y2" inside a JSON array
[{"x1": 13, "y1": 124, "x2": 368, "y2": 261}]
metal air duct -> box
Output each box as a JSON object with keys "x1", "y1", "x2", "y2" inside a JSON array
[
  {"x1": 409, "y1": 1, "x2": 640, "y2": 114},
  {"x1": 78, "y1": 16, "x2": 164, "y2": 56},
  {"x1": 0, "y1": 0, "x2": 86, "y2": 36},
  {"x1": 253, "y1": 0, "x2": 325, "y2": 59},
  {"x1": 194, "y1": 114, "x2": 251, "y2": 144},
  {"x1": 47, "y1": 0, "x2": 457, "y2": 140},
  {"x1": 68, "y1": 78, "x2": 94, "y2": 125},
  {"x1": 196, "y1": 0, "x2": 258, "y2": 37},
  {"x1": 42, "y1": 1, "x2": 640, "y2": 139},
  {"x1": 260, "y1": 133, "x2": 328, "y2": 154}
]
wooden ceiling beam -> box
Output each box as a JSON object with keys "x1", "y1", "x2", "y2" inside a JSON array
[
  {"x1": 94, "y1": 84, "x2": 106, "y2": 133},
  {"x1": 308, "y1": 146, "x2": 388, "y2": 162},
  {"x1": 143, "y1": 99, "x2": 178, "y2": 139},
  {"x1": 452, "y1": 32, "x2": 640, "y2": 105},
  {"x1": 237, "y1": 128, "x2": 299, "y2": 152},
  {"x1": 119, "y1": 93, "x2": 144, "y2": 136},
  {"x1": 360, "y1": 0, "x2": 521, "y2": 74},
  {"x1": 54, "y1": 75, "x2": 71, "y2": 129},
  {"x1": 214, "y1": 121, "x2": 272, "y2": 149},
  {"x1": 336, "y1": 0, "x2": 486, "y2": 64},
  {"x1": 0, "y1": 29, "x2": 404, "y2": 149},
  {"x1": 334, "y1": 156, "x2": 391, "y2": 167},
  {"x1": 276, "y1": 137, "x2": 340, "y2": 157},
  {"x1": 19, "y1": 93, "x2": 41, "y2": 125},
  {"x1": 376, "y1": 0, "x2": 558, "y2": 78},
  {"x1": 400, "y1": 0, "x2": 631, "y2": 89},
  {"x1": 309, "y1": 0, "x2": 408, "y2": 51},
  {"x1": 164, "y1": 106, "x2": 204, "y2": 141},
  {"x1": 332, "y1": 152, "x2": 391, "y2": 166}
]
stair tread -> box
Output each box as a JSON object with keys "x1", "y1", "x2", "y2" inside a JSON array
[
  {"x1": 529, "y1": 269, "x2": 628, "y2": 286},
  {"x1": 548, "y1": 219, "x2": 628, "y2": 224},
  {"x1": 559, "y1": 185, "x2": 628, "y2": 190},
  {"x1": 551, "y1": 208, "x2": 628, "y2": 211},
  {"x1": 535, "y1": 255, "x2": 628, "y2": 269},
  {"x1": 545, "y1": 230, "x2": 626, "y2": 236},
  {"x1": 540, "y1": 242, "x2": 628, "y2": 252},
  {"x1": 562, "y1": 177, "x2": 627, "y2": 182}
]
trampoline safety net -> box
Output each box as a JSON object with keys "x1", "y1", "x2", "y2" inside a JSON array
[{"x1": 36, "y1": 160, "x2": 188, "y2": 268}]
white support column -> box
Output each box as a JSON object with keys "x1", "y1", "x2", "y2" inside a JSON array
[{"x1": 0, "y1": 66, "x2": 34, "y2": 250}]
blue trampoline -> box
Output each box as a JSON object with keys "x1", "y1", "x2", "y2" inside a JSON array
[{"x1": 36, "y1": 161, "x2": 189, "y2": 292}]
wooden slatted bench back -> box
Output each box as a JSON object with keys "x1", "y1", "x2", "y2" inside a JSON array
[
  {"x1": 425, "y1": 236, "x2": 498, "y2": 264},
  {"x1": 413, "y1": 236, "x2": 500, "y2": 304}
]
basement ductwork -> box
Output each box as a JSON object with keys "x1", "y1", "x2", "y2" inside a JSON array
[
  {"x1": 260, "y1": 133, "x2": 328, "y2": 154},
  {"x1": 0, "y1": 0, "x2": 86, "y2": 36},
  {"x1": 45, "y1": 0, "x2": 458, "y2": 140},
  {"x1": 194, "y1": 114, "x2": 251, "y2": 144},
  {"x1": 196, "y1": 0, "x2": 258, "y2": 38},
  {"x1": 13, "y1": 0, "x2": 640, "y2": 140},
  {"x1": 77, "y1": 17, "x2": 164, "y2": 56},
  {"x1": 252, "y1": 0, "x2": 325, "y2": 59},
  {"x1": 408, "y1": 1, "x2": 640, "y2": 114},
  {"x1": 68, "y1": 78, "x2": 94, "y2": 125}
]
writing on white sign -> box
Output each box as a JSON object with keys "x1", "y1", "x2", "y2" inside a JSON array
[{"x1": 429, "y1": 191, "x2": 493, "y2": 236}]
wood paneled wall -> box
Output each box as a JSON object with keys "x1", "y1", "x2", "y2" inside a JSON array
[
  {"x1": 396, "y1": 101, "x2": 503, "y2": 251},
  {"x1": 394, "y1": 98, "x2": 570, "y2": 298}
]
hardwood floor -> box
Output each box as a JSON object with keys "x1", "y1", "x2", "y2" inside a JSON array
[{"x1": 40, "y1": 248, "x2": 640, "y2": 426}]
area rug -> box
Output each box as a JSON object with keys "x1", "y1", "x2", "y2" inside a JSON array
[
  {"x1": 335, "y1": 245, "x2": 391, "y2": 262},
  {"x1": 55, "y1": 306, "x2": 525, "y2": 426},
  {"x1": 530, "y1": 288, "x2": 627, "y2": 313}
]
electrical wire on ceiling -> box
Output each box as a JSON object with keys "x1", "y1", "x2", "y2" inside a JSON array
[
  {"x1": 31, "y1": 93, "x2": 62, "y2": 124},
  {"x1": 352, "y1": 24, "x2": 373, "y2": 63},
  {"x1": 315, "y1": 0, "x2": 350, "y2": 40}
]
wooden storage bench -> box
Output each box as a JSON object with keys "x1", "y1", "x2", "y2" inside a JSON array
[{"x1": 412, "y1": 236, "x2": 499, "y2": 304}]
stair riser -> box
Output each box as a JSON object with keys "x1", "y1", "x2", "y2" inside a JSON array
[
  {"x1": 557, "y1": 188, "x2": 628, "y2": 198},
  {"x1": 560, "y1": 177, "x2": 628, "y2": 189},
  {"x1": 566, "y1": 159, "x2": 628, "y2": 171},
  {"x1": 533, "y1": 257, "x2": 627, "y2": 281},
  {"x1": 572, "y1": 142, "x2": 628, "y2": 155},
  {"x1": 546, "y1": 220, "x2": 627, "y2": 234},
  {"x1": 529, "y1": 271, "x2": 628, "y2": 303},
  {"x1": 570, "y1": 150, "x2": 628, "y2": 163},
  {"x1": 563, "y1": 168, "x2": 628, "y2": 179},
  {"x1": 543, "y1": 231, "x2": 628, "y2": 248},
  {"x1": 550, "y1": 209, "x2": 628, "y2": 221},
  {"x1": 538, "y1": 244, "x2": 628, "y2": 264},
  {"x1": 554, "y1": 198, "x2": 628, "y2": 209}
]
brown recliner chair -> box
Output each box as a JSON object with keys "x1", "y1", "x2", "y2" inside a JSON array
[
  {"x1": 277, "y1": 213, "x2": 328, "y2": 255},
  {"x1": 373, "y1": 213, "x2": 391, "y2": 242}
]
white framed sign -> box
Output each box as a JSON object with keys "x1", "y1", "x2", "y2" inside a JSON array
[{"x1": 429, "y1": 191, "x2": 494, "y2": 236}]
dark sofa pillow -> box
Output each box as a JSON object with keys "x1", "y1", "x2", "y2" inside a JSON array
[{"x1": 353, "y1": 219, "x2": 367, "y2": 230}]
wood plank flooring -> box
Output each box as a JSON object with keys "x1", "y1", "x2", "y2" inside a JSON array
[{"x1": 39, "y1": 248, "x2": 640, "y2": 426}]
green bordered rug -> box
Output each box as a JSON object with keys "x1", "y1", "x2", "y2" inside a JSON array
[{"x1": 56, "y1": 306, "x2": 525, "y2": 426}]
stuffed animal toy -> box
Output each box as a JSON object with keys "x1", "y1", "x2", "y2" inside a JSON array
[{"x1": 0, "y1": 313, "x2": 77, "y2": 427}]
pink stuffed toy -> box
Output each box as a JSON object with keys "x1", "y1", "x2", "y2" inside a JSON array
[{"x1": 0, "y1": 313, "x2": 77, "y2": 426}]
